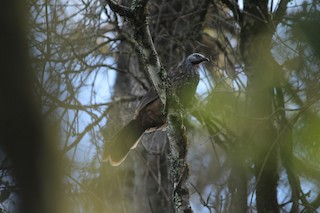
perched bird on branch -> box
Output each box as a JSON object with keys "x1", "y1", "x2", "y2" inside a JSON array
[{"x1": 104, "y1": 53, "x2": 209, "y2": 166}]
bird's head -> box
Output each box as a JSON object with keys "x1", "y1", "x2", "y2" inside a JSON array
[{"x1": 186, "y1": 53, "x2": 209, "y2": 65}]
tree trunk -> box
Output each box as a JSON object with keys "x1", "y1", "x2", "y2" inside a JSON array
[
  {"x1": 240, "y1": 2, "x2": 280, "y2": 212},
  {"x1": 0, "y1": 1, "x2": 61, "y2": 213}
]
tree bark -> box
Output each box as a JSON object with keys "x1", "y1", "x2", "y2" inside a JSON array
[{"x1": 167, "y1": 102, "x2": 192, "y2": 213}]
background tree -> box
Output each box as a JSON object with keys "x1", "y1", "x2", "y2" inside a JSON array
[
  {"x1": 0, "y1": 1, "x2": 62, "y2": 213},
  {"x1": 1, "y1": 0, "x2": 320, "y2": 213}
]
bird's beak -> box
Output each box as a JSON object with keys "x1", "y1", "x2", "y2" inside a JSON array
[
  {"x1": 195, "y1": 57, "x2": 209, "y2": 64},
  {"x1": 198, "y1": 57, "x2": 210, "y2": 64}
]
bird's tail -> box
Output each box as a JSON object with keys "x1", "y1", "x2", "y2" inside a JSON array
[{"x1": 104, "y1": 119, "x2": 145, "y2": 166}]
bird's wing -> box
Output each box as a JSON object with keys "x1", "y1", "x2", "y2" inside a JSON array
[{"x1": 133, "y1": 87, "x2": 159, "y2": 119}]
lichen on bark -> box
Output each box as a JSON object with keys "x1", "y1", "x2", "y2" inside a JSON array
[{"x1": 166, "y1": 91, "x2": 192, "y2": 213}]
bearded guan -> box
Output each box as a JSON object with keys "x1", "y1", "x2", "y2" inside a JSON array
[{"x1": 104, "y1": 53, "x2": 209, "y2": 166}]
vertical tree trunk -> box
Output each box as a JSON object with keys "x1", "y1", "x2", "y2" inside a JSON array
[
  {"x1": 0, "y1": 1, "x2": 61, "y2": 213},
  {"x1": 240, "y1": 2, "x2": 280, "y2": 212},
  {"x1": 101, "y1": 42, "x2": 146, "y2": 212},
  {"x1": 167, "y1": 106, "x2": 192, "y2": 213},
  {"x1": 229, "y1": 153, "x2": 248, "y2": 213}
]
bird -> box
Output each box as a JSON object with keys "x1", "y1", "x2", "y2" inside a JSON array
[{"x1": 104, "y1": 53, "x2": 209, "y2": 166}]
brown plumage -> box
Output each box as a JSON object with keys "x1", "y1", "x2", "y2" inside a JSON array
[{"x1": 104, "y1": 53, "x2": 209, "y2": 166}]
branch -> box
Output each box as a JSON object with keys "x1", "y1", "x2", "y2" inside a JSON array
[
  {"x1": 166, "y1": 89, "x2": 193, "y2": 213},
  {"x1": 190, "y1": 182, "x2": 213, "y2": 213},
  {"x1": 167, "y1": 111, "x2": 193, "y2": 213},
  {"x1": 220, "y1": 0, "x2": 243, "y2": 23},
  {"x1": 273, "y1": 0, "x2": 288, "y2": 25},
  {"x1": 310, "y1": 193, "x2": 320, "y2": 210},
  {"x1": 293, "y1": 156, "x2": 320, "y2": 182},
  {"x1": 106, "y1": 0, "x2": 166, "y2": 105},
  {"x1": 106, "y1": 0, "x2": 133, "y2": 18},
  {"x1": 63, "y1": 108, "x2": 110, "y2": 153},
  {"x1": 132, "y1": 0, "x2": 149, "y2": 12}
]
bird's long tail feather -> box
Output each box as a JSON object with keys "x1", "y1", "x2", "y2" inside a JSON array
[{"x1": 104, "y1": 120, "x2": 145, "y2": 166}]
